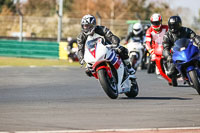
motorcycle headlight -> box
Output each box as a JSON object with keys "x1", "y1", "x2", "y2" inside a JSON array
[
  {"x1": 176, "y1": 60, "x2": 184, "y2": 63},
  {"x1": 180, "y1": 47, "x2": 186, "y2": 51}
]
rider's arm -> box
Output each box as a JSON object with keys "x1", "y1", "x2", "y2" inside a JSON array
[
  {"x1": 77, "y1": 32, "x2": 86, "y2": 63},
  {"x1": 162, "y1": 32, "x2": 172, "y2": 58},
  {"x1": 145, "y1": 28, "x2": 153, "y2": 53},
  {"x1": 125, "y1": 32, "x2": 133, "y2": 44},
  {"x1": 96, "y1": 26, "x2": 120, "y2": 47}
]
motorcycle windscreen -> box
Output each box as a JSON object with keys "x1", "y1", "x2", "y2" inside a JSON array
[
  {"x1": 172, "y1": 38, "x2": 191, "y2": 52},
  {"x1": 84, "y1": 38, "x2": 98, "y2": 63},
  {"x1": 84, "y1": 37, "x2": 107, "y2": 63},
  {"x1": 172, "y1": 38, "x2": 199, "y2": 63}
]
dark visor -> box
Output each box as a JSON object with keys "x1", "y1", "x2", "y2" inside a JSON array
[
  {"x1": 151, "y1": 21, "x2": 161, "y2": 26},
  {"x1": 133, "y1": 28, "x2": 140, "y2": 31}
]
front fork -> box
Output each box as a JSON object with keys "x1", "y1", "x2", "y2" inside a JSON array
[{"x1": 91, "y1": 62, "x2": 112, "y2": 79}]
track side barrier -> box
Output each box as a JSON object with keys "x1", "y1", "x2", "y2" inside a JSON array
[{"x1": 0, "y1": 39, "x2": 60, "y2": 59}]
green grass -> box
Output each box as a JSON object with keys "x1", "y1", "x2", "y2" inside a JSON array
[{"x1": 0, "y1": 57, "x2": 80, "y2": 67}]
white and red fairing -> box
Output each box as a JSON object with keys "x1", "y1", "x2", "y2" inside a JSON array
[{"x1": 84, "y1": 33, "x2": 131, "y2": 93}]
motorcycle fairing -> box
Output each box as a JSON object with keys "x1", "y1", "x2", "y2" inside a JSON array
[
  {"x1": 127, "y1": 40, "x2": 144, "y2": 69},
  {"x1": 106, "y1": 52, "x2": 131, "y2": 93},
  {"x1": 127, "y1": 41, "x2": 144, "y2": 52},
  {"x1": 119, "y1": 78, "x2": 131, "y2": 94},
  {"x1": 172, "y1": 38, "x2": 200, "y2": 83},
  {"x1": 173, "y1": 42, "x2": 199, "y2": 65},
  {"x1": 84, "y1": 34, "x2": 106, "y2": 63},
  {"x1": 84, "y1": 33, "x2": 133, "y2": 95},
  {"x1": 153, "y1": 42, "x2": 172, "y2": 83},
  {"x1": 106, "y1": 51, "x2": 121, "y2": 70}
]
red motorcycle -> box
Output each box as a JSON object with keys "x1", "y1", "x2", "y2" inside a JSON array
[{"x1": 152, "y1": 42, "x2": 172, "y2": 85}]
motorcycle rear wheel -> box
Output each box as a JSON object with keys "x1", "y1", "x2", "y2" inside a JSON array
[
  {"x1": 125, "y1": 79, "x2": 139, "y2": 98},
  {"x1": 97, "y1": 69, "x2": 118, "y2": 99},
  {"x1": 189, "y1": 70, "x2": 200, "y2": 95}
]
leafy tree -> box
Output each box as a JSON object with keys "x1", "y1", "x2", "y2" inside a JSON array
[
  {"x1": 20, "y1": 0, "x2": 73, "y2": 16},
  {"x1": 0, "y1": 0, "x2": 16, "y2": 15},
  {"x1": 67, "y1": 0, "x2": 174, "y2": 21},
  {"x1": 21, "y1": 0, "x2": 57, "y2": 16},
  {"x1": 149, "y1": 2, "x2": 175, "y2": 24},
  {"x1": 67, "y1": 0, "x2": 128, "y2": 19},
  {"x1": 63, "y1": 0, "x2": 73, "y2": 12}
]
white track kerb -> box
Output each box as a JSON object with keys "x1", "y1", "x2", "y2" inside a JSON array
[{"x1": 1, "y1": 127, "x2": 200, "y2": 133}]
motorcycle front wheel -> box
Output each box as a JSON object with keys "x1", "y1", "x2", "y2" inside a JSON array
[
  {"x1": 147, "y1": 58, "x2": 155, "y2": 73},
  {"x1": 189, "y1": 70, "x2": 200, "y2": 95},
  {"x1": 130, "y1": 55, "x2": 137, "y2": 70},
  {"x1": 97, "y1": 69, "x2": 118, "y2": 99}
]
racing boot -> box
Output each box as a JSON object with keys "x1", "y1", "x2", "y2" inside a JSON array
[
  {"x1": 166, "y1": 63, "x2": 175, "y2": 78},
  {"x1": 124, "y1": 59, "x2": 136, "y2": 75},
  {"x1": 85, "y1": 64, "x2": 94, "y2": 77}
]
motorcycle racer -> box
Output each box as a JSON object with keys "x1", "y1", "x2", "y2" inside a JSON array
[
  {"x1": 125, "y1": 22, "x2": 144, "y2": 44},
  {"x1": 145, "y1": 13, "x2": 168, "y2": 60},
  {"x1": 162, "y1": 16, "x2": 200, "y2": 83},
  {"x1": 77, "y1": 14, "x2": 135, "y2": 76}
]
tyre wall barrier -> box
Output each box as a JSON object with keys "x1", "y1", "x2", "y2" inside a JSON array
[{"x1": 0, "y1": 39, "x2": 69, "y2": 59}]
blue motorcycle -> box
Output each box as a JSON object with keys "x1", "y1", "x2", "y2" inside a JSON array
[{"x1": 172, "y1": 38, "x2": 200, "y2": 94}]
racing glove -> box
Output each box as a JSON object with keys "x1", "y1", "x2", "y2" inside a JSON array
[
  {"x1": 167, "y1": 55, "x2": 172, "y2": 63},
  {"x1": 80, "y1": 59, "x2": 85, "y2": 65},
  {"x1": 148, "y1": 49, "x2": 154, "y2": 55},
  {"x1": 194, "y1": 35, "x2": 200, "y2": 46}
]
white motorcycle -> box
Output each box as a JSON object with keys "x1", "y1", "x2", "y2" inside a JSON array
[
  {"x1": 83, "y1": 33, "x2": 139, "y2": 99},
  {"x1": 127, "y1": 38, "x2": 145, "y2": 70}
]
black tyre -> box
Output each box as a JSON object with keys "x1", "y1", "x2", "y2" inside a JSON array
[
  {"x1": 141, "y1": 59, "x2": 147, "y2": 70},
  {"x1": 97, "y1": 69, "x2": 118, "y2": 99},
  {"x1": 141, "y1": 54, "x2": 147, "y2": 70},
  {"x1": 125, "y1": 79, "x2": 139, "y2": 98},
  {"x1": 188, "y1": 70, "x2": 200, "y2": 95},
  {"x1": 147, "y1": 58, "x2": 155, "y2": 73},
  {"x1": 172, "y1": 77, "x2": 178, "y2": 87},
  {"x1": 130, "y1": 55, "x2": 137, "y2": 69}
]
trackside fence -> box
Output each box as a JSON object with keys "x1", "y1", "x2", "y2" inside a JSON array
[{"x1": 0, "y1": 39, "x2": 60, "y2": 59}]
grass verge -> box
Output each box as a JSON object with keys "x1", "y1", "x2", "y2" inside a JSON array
[{"x1": 0, "y1": 57, "x2": 80, "y2": 67}]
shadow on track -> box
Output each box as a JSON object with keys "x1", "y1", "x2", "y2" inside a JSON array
[
  {"x1": 120, "y1": 97, "x2": 192, "y2": 100},
  {"x1": 176, "y1": 85, "x2": 191, "y2": 87}
]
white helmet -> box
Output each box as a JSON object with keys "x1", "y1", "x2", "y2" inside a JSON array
[
  {"x1": 81, "y1": 14, "x2": 96, "y2": 35},
  {"x1": 150, "y1": 13, "x2": 162, "y2": 32},
  {"x1": 132, "y1": 23, "x2": 143, "y2": 35}
]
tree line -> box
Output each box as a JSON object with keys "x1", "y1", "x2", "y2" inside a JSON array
[
  {"x1": 0, "y1": 0, "x2": 175, "y2": 22},
  {"x1": 1, "y1": 0, "x2": 200, "y2": 34}
]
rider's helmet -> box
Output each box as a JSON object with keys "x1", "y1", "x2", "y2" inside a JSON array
[
  {"x1": 168, "y1": 16, "x2": 182, "y2": 33},
  {"x1": 81, "y1": 14, "x2": 96, "y2": 35},
  {"x1": 132, "y1": 23, "x2": 143, "y2": 35},
  {"x1": 150, "y1": 13, "x2": 162, "y2": 33}
]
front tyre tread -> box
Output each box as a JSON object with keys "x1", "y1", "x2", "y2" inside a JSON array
[
  {"x1": 189, "y1": 70, "x2": 200, "y2": 95},
  {"x1": 98, "y1": 69, "x2": 118, "y2": 99}
]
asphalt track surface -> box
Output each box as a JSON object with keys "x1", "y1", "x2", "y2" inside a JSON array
[{"x1": 0, "y1": 66, "x2": 200, "y2": 133}]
